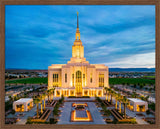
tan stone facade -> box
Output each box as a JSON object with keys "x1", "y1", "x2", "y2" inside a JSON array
[{"x1": 48, "y1": 13, "x2": 109, "y2": 97}]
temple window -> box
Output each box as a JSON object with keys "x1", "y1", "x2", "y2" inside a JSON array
[
  {"x1": 99, "y1": 74, "x2": 104, "y2": 87},
  {"x1": 90, "y1": 73, "x2": 92, "y2": 83},
  {"x1": 53, "y1": 74, "x2": 58, "y2": 87},
  {"x1": 72, "y1": 74, "x2": 74, "y2": 86},
  {"x1": 83, "y1": 74, "x2": 85, "y2": 85},
  {"x1": 65, "y1": 73, "x2": 67, "y2": 83}
]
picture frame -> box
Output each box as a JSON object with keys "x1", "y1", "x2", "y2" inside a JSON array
[{"x1": 0, "y1": 0, "x2": 160, "y2": 129}]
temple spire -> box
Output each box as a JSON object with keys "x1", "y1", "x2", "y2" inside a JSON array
[
  {"x1": 77, "y1": 12, "x2": 79, "y2": 28},
  {"x1": 75, "y1": 12, "x2": 80, "y2": 40}
]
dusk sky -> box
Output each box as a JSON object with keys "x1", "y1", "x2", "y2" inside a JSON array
[{"x1": 5, "y1": 5, "x2": 155, "y2": 69}]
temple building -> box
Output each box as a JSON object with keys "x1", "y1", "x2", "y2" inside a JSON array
[{"x1": 48, "y1": 12, "x2": 109, "y2": 97}]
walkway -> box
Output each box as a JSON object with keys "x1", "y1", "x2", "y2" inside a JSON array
[
  {"x1": 58, "y1": 102, "x2": 106, "y2": 124},
  {"x1": 16, "y1": 105, "x2": 37, "y2": 124},
  {"x1": 111, "y1": 97, "x2": 149, "y2": 124}
]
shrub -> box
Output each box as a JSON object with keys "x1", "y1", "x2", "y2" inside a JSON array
[
  {"x1": 49, "y1": 118, "x2": 57, "y2": 124},
  {"x1": 148, "y1": 103, "x2": 155, "y2": 111},
  {"x1": 131, "y1": 118, "x2": 137, "y2": 124},
  {"x1": 11, "y1": 109, "x2": 15, "y2": 114},
  {"x1": 146, "y1": 110, "x2": 150, "y2": 115}
]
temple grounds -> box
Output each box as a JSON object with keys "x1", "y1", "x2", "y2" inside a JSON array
[{"x1": 58, "y1": 101, "x2": 106, "y2": 124}]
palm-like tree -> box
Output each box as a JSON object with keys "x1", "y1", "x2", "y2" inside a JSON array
[
  {"x1": 121, "y1": 96, "x2": 128, "y2": 119},
  {"x1": 105, "y1": 87, "x2": 109, "y2": 101},
  {"x1": 107, "y1": 88, "x2": 111, "y2": 102},
  {"x1": 114, "y1": 93, "x2": 119, "y2": 110},
  {"x1": 39, "y1": 95, "x2": 43, "y2": 114},
  {"x1": 42, "y1": 93, "x2": 46, "y2": 110},
  {"x1": 110, "y1": 90, "x2": 115, "y2": 105},
  {"x1": 117, "y1": 95, "x2": 123, "y2": 113},
  {"x1": 50, "y1": 88, "x2": 55, "y2": 101},
  {"x1": 9, "y1": 95, "x2": 13, "y2": 102},
  {"x1": 47, "y1": 90, "x2": 51, "y2": 103},
  {"x1": 132, "y1": 91, "x2": 138, "y2": 98},
  {"x1": 34, "y1": 97, "x2": 40, "y2": 118}
]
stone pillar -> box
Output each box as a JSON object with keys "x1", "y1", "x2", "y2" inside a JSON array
[
  {"x1": 24, "y1": 103, "x2": 27, "y2": 111},
  {"x1": 55, "y1": 89, "x2": 57, "y2": 97},
  {"x1": 134, "y1": 103, "x2": 137, "y2": 112},
  {"x1": 69, "y1": 90, "x2": 70, "y2": 96},
  {"x1": 88, "y1": 89, "x2": 89, "y2": 96},
  {"x1": 91, "y1": 89, "x2": 92, "y2": 97},
  {"x1": 82, "y1": 89, "x2": 84, "y2": 96},
  {"x1": 60, "y1": 90, "x2": 62, "y2": 96}
]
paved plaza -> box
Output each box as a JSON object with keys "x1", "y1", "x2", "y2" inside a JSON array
[
  {"x1": 58, "y1": 102, "x2": 106, "y2": 124},
  {"x1": 6, "y1": 97, "x2": 153, "y2": 124},
  {"x1": 6, "y1": 104, "x2": 37, "y2": 124}
]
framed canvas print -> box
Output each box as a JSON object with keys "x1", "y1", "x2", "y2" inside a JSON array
[{"x1": 0, "y1": 0, "x2": 160, "y2": 129}]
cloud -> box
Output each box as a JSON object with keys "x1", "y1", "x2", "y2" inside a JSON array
[
  {"x1": 105, "y1": 52, "x2": 155, "y2": 68},
  {"x1": 5, "y1": 5, "x2": 155, "y2": 69}
]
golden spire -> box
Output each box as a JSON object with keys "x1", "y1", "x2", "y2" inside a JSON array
[
  {"x1": 77, "y1": 11, "x2": 79, "y2": 28},
  {"x1": 75, "y1": 12, "x2": 80, "y2": 40}
]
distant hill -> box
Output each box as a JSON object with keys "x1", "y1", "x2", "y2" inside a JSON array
[
  {"x1": 5, "y1": 68, "x2": 155, "y2": 73},
  {"x1": 109, "y1": 68, "x2": 155, "y2": 72}
]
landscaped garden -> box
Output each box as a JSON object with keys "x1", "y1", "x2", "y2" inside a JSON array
[
  {"x1": 95, "y1": 88, "x2": 137, "y2": 124},
  {"x1": 5, "y1": 77, "x2": 155, "y2": 86}
]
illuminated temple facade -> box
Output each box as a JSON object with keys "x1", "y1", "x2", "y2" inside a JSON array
[{"x1": 48, "y1": 13, "x2": 109, "y2": 97}]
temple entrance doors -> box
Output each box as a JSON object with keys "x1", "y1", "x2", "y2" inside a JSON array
[{"x1": 75, "y1": 71, "x2": 82, "y2": 96}]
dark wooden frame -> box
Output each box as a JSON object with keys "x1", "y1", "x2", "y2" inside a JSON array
[{"x1": 0, "y1": 0, "x2": 160, "y2": 129}]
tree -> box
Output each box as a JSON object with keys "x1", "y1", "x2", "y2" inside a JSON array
[
  {"x1": 139, "y1": 84, "x2": 144, "y2": 89},
  {"x1": 47, "y1": 90, "x2": 50, "y2": 103},
  {"x1": 146, "y1": 109, "x2": 150, "y2": 115},
  {"x1": 50, "y1": 88, "x2": 55, "y2": 101},
  {"x1": 107, "y1": 88, "x2": 111, "y2": 102},
  {"x1": 115, "y1": 93, "x2": 121, "y2": 110},
  {"x1": 131, "y1": 92, "x2": 138, "y2": 98},
  {"x1": 34, "y1": 97, "x2": 40, "y2": 118},
  {"x1": 42, "y1": 93, "x2": 46, "y2": 110},
  {"x1": 133, "y1": 84, "x2": 137, "y2": 89},
  {"x1": 9, "y1": 95, "x2": 13, "y2": 102},
  {"x1": 39, "y1": 95, "x2": 43, "y2": 114},
  {"x1": 104, "y1": 87, "x2": 109, "y2": 101},
  {"x1": 110, "y1": 90, "x2": 115, "y2": 105},
  {"x1": 117, "y1": 95, "x2": 123, "y2": 113},
  {"x1": 145, "y1": 95, "x2": 149, "y2": 102},
  {"x1": 121, "y1": 96, "x2": 128, "y2": 119}
]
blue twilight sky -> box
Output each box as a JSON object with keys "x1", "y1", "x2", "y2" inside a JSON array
[{"x1": 5, "y1": 5, "x2": 155, "y2": 69}]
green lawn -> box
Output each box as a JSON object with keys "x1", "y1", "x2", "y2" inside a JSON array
[
  {"x1": 5, "y1": 77, "x2": 48, "y2": 84},
  {"x1": 143, "y1": 76, "x2": 155, "y2": 78},
  {"x1": 109, "y1": 78, "x2": 155, "y2": 85},
  {"x1": 5, "y1": 77, "x2": 155, "y2": 85}
]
